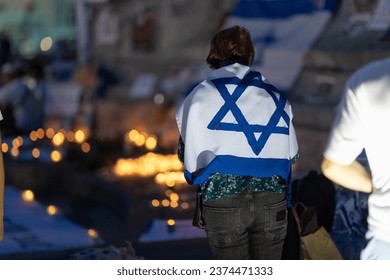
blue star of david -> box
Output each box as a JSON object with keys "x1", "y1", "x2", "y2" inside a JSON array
[{"x1": 208, "y1": 71, "x2": 290, "y2": 155}]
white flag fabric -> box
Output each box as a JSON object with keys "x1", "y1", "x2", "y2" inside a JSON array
[
  {"x1": 223, "y1": 0, "x2": 340, "y2": 91},
  {"x1": 176, "y1": 63, "x2": 298, "y2": 185}
]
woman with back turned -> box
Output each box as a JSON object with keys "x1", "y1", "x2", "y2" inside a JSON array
[{"x1": 176, "y1": 26, "x2": 299, "y2": 259}]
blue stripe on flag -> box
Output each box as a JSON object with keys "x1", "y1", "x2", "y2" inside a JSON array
[
  {"x1": 232, "y1": 0, "x2": 340, "y2": 19},
  {"x1": 185, "y1": 155, "x2": 291, "y2": 186}
]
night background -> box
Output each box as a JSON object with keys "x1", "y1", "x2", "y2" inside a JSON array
[{"x1": 0, "y1": 0, "x2": 388, "y2": 260}]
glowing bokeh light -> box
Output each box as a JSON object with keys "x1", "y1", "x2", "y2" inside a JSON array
[
  {"x1": 154, "y1": 93, "x2": 165, "y2": 105},
  {"x1": 145, "y1": 136, "x2": 157, "y2": 150},
  {"x1": 166, "y1": 180, "x2": 175, "y2": 187},
  {"x1": 170, "y1": 193, "x2": 179, "y2": 202},
  {"x1": 81, "y1": 142, "x2": 91, "y2": 153},
  {"x1": 134, "y1": 134, "x2": 146, "y2": 147},
  {"x1": 47, "y1": 205, "x2": 58, "y2": 215},
  {"x1": 52, "y1": 132, "x2": 65, "y2": 146},
  {"x1": 165, "y1": 189, "x2": 173, "y2": 197},
  {"x1": 66, "y1": 131, "x2": 75, "y2": 142},
  {"x1": 128, "y1": 130, "x2": 139, "y2": 142},
  {"x1": 46, "y1": 128, "x2": 55, "y2": 139},
  {"x1": 75, "y1": 130, "x2": 86, "y2": 143},
  {"x1": 88, "y1": 229, "x2": 99, "y2": 238},
  {"x1": 12, "y1": 136, "x2": 24, "y2": 148},
  {"x1": 1, "y1": 143, "x2": 8, "y2": 153},
  {"x1": 37, "y1": 128, "x2": 45, "y2": 139},
  {"x1": 22, "y1": 190, "x2": 35, "y2": 202},
  {"x1": 161, "y1": 199, "x2": 170, "y2": 207},
  {"x1": 151, "y1": 199, "x2": 160, "y2": 207},
  {"x1": 170, "y1": 201, "x2": 178, "y2": 208},
  {"x1": 40, "y1": 36, "x2": 53, "y2": 52},
  {"x1": 32, "y1": 148, "x2": 40, "y2": 158},
  {"x1": 51, "y1": 150, "x2": 62, "y2": 162},
  {"x1": 113, "y1": 153, "x2": 184, "y2": 180},
  {"x1": 11, "y1": 147, "x2": 19, "y2": 157},
  {"x1": 30, "y1": 131, "x2": 38, "y2": 141}
]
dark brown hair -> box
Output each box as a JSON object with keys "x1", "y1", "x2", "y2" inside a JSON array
[{"x1": 206, "y1": 26, "x2": 255, "y2": 69}]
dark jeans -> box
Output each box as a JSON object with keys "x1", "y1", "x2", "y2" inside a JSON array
[{"x1": 202, "y1": 189, "x2": 287, "y2": 259}]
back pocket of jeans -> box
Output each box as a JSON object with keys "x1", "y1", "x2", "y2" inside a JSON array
[
  {"x1": 264, "y1": 200, "x2": 287, "y2": 242},
  {"x1": 203, "y1": 206, "x2": 240, "y2": 247}
]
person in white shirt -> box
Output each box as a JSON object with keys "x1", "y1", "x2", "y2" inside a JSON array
[{"x1": 321, "y1": 57, "x2": 390, "y2": 259}]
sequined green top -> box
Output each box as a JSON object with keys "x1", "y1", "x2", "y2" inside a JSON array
[
  {"x1": 200, "y1": 154, "x2": 298, "y2": 201},
  {"x1": 178, "y1": 138, "x2": 298, "y2": 201}
]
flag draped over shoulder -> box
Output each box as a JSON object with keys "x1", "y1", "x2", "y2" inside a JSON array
[
  {"x1": 223, "y1": 0, "x2": 340, "y2": 91},
  {"x1": 176, "y1": 63, "x2": 298, "y2": 185}
]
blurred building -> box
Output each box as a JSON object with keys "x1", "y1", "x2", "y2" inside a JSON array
[
  {"x1": 1, "y1": 0, "x2": 390, "y2": 260},
  {"x1": 1, "y1": 0, "x2": 389, "y2": 173},
  {"x1": 86, "y1": 0, "x2": 236, "y2": 75},
  {"x1": 0, "y1": 0, "x2": 75, "y2": 57}
]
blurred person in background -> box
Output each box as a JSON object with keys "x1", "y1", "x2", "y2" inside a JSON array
[
  {"x1": 321, "y1": 57, "x2": 390, "y2": 260},
  {"x1": 176, "y1": 26, "x2": 299, "y2": 259},
  {"x1": 0, "y1": 31, "x2": 13, "y2": 72},
  {"x1": 25, "y1": 60, "x2": 48, "y2": 130},
  {"x1": 0, "y1": 61, "x2": 45, "y2": 135}
]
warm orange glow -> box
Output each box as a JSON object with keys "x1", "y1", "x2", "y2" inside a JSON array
[
  {"x1": 144, "y1": 163, "x2": 155, "y2": 174},
  {"x1": 32, "y1": 148, "x2": 40, "y2": 158},
  {"x1": 36, "y1": 128, "x2": 45, "y2": 139},
  {"x1": 81, "y1": 142, "x2": 91, "y2": 153},
  {"x1": 75, "y1": 130, "x2": 86, "y2": 143},
  {"x1": 128, "y1": 129, "x2": 139, "y2": 142},
  {"x1": 113, "y1": 153, "x2": 184, "y2": 178},
  {"x1": 66, "y1": 131, "x2": 75, "y2": 142},
  {"x1": 17, "y1": 136, "x2": 23, "y2": 146},
  {"x1": 167, "y1": 219, "x2": 175, "y2": 226},
  {"x1": 155, "y1": 173, "x2": 166, "y2": 184},
  {"x1": 11, "y1": 147, "x2": 19, "y2": 157},
  {"x1": 47, "y1": 205, "x2": 58, "y2": 215},
  {"x1": 113, "y1": 159, "x2": 128, "y2": 176},
  {"x1": 51, "y1": 150, "x2": 62, "y2": 162},
  {"x1": 30, "y1": 131, "x2": 38, "y2": 141},
  {"x1": 88, "y1": 229, "x2": 98, "y2": 238},
  {"x1": 46, "y1": 128, "x2": 55, "y2": 139},
  {"x1": 134, "y1": 134, "x2": 145, "y2": 147},
  {"x1": 12, "y1": 137, "x2": 22, "y2": 148},
  {"x1": 151, "y1": 199, "x2": 160, "y2": 207},
  {"x1": 169, "y1": 193, "x2": 179, "y2": 202},
  {"x1": 154, "y1": 171, "x2": 187, "y2": 187},
  {"x1": 145, "y1": 136, "x2": 157, "y2": 150},
  {"x1": 161, "y1": 199, "x2": 170, "y2": 207},
  {"x1": 52, "y1": 132, "x2": 65, "y2": 146},
  {"x1": 22, "y1": 190, "x2": 35, "y2": 202},
  {"x1": 166, "y1": 180, "x2": 175, "y2": 187},
  {"x1": 170, "y1": 201, "x2": 179, "y2": 208},
  {"x1": 11, "y1": 139, "x2": 18, "y2": 148},
  {"x1": 165, "y1": 189, "x2": 173, "y2": 197},
  {"x1": 1, "y1": 143, "x2": 8, "y2": 153},
  {"x1": 59, "y1": 128, "x2": 67, "y2": 135}
]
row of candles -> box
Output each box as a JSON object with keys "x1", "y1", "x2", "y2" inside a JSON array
[
  {"x1": 116, "y1": 129, "x2": 190, "y2": 229},
  {"x1": 12, "y1": 127, "x2": 186, "y2": 236},
  {"x1": 1, "y1": 127, "x2": 90, "y2": 161}
]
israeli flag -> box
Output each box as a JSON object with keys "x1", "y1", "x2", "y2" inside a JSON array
[
  {"x1": 176, "y1": 63, "x2": 298, "y2": 185},
  {"x1": 224, "y1": 0, "x2": 340, "y2": 91}
]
